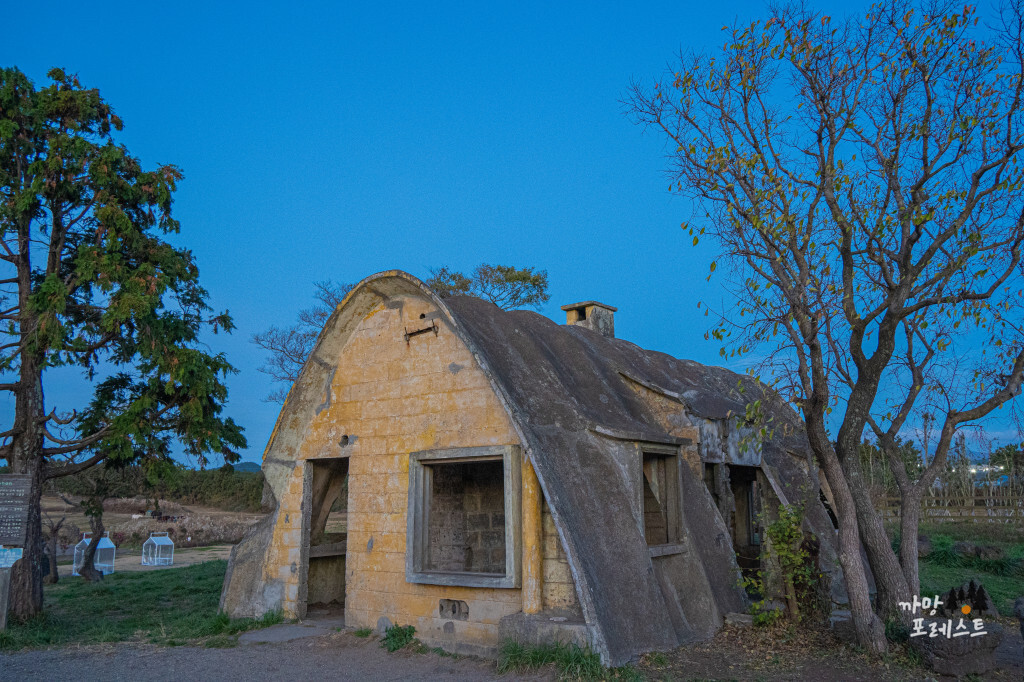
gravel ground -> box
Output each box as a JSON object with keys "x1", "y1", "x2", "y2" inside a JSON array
[{"x1": 0, "y1": 630, "x2": 551, "y2": 682}]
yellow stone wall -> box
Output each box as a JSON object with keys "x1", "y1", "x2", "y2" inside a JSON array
[
  {"x1": 266, "y1": 294, "x2": 531, "y2": 650},
  {"x1": 541, "y1": 498, "x2": 581, "y2": 615},
  {"x1": 623, "y1": 381, "x2": 701, "y2": 475}
]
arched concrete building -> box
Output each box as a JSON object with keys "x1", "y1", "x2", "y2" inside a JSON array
[{"x1": 220, "y1": 270, "x2": 841, "y2": 665}]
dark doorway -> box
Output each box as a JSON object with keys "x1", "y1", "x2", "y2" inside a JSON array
[
  {"x1": 305, "y1": 458, "x2": 349, "y2": 615},
  {"x1": 729, "y1": 465, "x2": 763, "y2": 576}
]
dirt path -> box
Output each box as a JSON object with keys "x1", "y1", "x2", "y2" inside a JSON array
[
  {"x1": 0, "y1": 630, "x2": 550, "y2": 682},
  {"x1": 3, "y1": 620, "x2": 1021, "y2": 681}
]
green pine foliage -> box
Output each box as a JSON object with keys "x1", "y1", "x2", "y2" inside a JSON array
[
  {"x1": 156, "y1": 467, "x2": 264, "y2": 512},
  {"x1": 1, "y1": 65, "x2": 246, "y2": 472},
  {"x1": 1, "y1": 66, "x2": 246, "y2": 617}
]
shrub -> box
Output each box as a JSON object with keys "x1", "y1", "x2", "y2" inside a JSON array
[
  {"x1": 885, "y1": 617, "x2": 910, "y2": 643},
  {"x1": 748, "y1": 599, "x2": 785, "y2": 627},
  {"x1": 920, "y1": 534, "x2": 1024, "y2": 577},
  {"x1": 381, "y1": 624, "x2": 416, "y2": 652},
  {"x1": 56, "y1": 466, "x2": 266, "y2": 513},
  {"x1": 742, "y1": 504, "x2": 831, "y2": 626}
]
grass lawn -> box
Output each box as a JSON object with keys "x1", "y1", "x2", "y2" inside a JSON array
[
  {"x1": 919, "y1": 561, "x2": 1023, "y2": 616},
  {"x1": 0, "y1": 560, "x2": 280, "y2": 651},
  {"x1": 912, "y1": 522, "x2": 1024, "y2": 617}
]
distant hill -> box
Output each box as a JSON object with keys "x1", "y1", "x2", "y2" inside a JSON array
[{"x1": 235, "y1": 461, "x2": 262, "y2": 473}]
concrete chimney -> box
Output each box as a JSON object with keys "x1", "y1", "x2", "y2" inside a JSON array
[{"x1": 561, "y1": 301, "x2": 617, "y2": 338}]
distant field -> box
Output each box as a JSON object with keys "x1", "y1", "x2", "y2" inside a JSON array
[{"x1": 42, "y1": 495, "x2": 264, "y2": 551}]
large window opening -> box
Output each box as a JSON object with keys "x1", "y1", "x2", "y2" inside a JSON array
[
  {"x1": 407, "y1": 445, "x2": 521, "y2": 588},
  {"x1": 642, "y1": 451, "x2": 682, "y2": 547},
  {"x1": 427, "y1": 460, "x2": 506, "y2": 574}
]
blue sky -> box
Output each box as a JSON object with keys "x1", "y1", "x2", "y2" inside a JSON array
[{"x1": 13, "y1": 0, "x2": 997, "y2": 466}]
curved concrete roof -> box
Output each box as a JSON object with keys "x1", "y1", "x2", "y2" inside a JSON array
[{"x1": 256, "y1": 271, "x2": 830, "y2": 665}]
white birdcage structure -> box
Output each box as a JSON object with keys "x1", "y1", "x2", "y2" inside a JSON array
[
  {"x1": 72, "y1": 532, "x2": 116, "y2": 576},
  {"x1": 142, "y1": 532, "x2": 174, "y2": 566}
]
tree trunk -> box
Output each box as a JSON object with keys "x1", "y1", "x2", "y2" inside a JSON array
[
  {"x1": 899, "y1": 488, "x2": 923, "y2": 596},
  {"x1": 829, "y1": 477, "x2": 887, "y2": 653},
  {"x1": 810, "y1": 428, "x2": 887, "y2": 654},
  {"x1": 78, "y1": 511, "x2": 105, "y2": 583},
  {"x1": 44, "y1": 529, "x2": 60, "y2": 585},
  {"x1": 8, "y1": 465, "x2": 44, "y2": 618},
  {"x1": 845, "y1": 466, "x2": 912, "y2": 621},
  {"x1": 785, "y1": 576, "x2": 800, "y2": 621},
  {"x1": 44, "y1": 538, "x2": 58, "y2": 585},
  {"x1": 8, "y1": 357, "x2": 46, "y2": 620}
]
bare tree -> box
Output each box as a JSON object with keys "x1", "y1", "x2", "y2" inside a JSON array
[
  {"x1": 252, "y1": 280, "x2": 353, "y2": 402},
  {"x1": 72, "y1": 464, "x2": 121, "y2": 582},
  {"x1": 629, "y1": 0, "x2": 1024, "y2": 654},
  {"x1": 40, "y1": 502, "x2": 67, "y2": 585},
  {"x1": 253, "y1": 267, "x2": 550, "y2": 402}
]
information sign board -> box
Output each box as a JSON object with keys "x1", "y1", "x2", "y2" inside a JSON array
[{"x1": 0, "y1": 475, "x2": 31, "y2": 545}]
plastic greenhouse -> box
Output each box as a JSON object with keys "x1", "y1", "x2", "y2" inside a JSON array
[
  {"x1": 142, "y1": 532, "x2": 175, "y2": 566},
  {"x1": 72, "y1": 532, "x2": 116, "y2": 576}
]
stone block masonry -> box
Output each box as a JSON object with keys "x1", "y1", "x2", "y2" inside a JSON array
[
  {"x1": 272, "y1": 294, "x2": 526, "y2": 654},
  {"x1": 541, "y1": 498, "x2": 581, "y2": 617},
  {"x1": 427, "y1": 461, "x2": 506, "y2": 574}
]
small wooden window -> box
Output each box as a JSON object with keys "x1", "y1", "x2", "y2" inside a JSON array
[
  {"x1": 642, "y1": 451, "x2": 682, "y2": 547},
  {"x1": 703, "y1": 463, "x2": 720, "y2": 506}
]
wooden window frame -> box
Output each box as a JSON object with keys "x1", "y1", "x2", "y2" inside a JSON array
[{"x1": 638, "y1": 443, "x2": 685, "y2": 557}]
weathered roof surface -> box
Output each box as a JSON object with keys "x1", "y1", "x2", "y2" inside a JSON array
[
  {"x1": 448, "y1": 295, "x2": 813, "y2": 434},
  {"x1": 442, "y1": 295, "x2": 821, "y2": 664}
]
